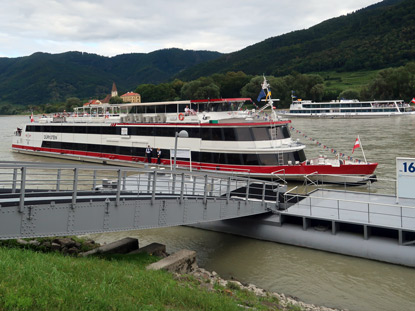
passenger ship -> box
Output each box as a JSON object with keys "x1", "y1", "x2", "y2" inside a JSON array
[
  {"x1": 12, "y1": 80, "x2": 378, "y2": 184},
  {"x1": 280, "y1": 98, "x2": 415, "y2": 118}
]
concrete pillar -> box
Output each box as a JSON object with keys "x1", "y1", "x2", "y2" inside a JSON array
[
  {"x1": 399, "y1": 230, "x2": 403, "y2": 245},
  {"x1": 302, "y1": 217, "x2": 310, "y2": 231},
  {"x1": 332, "y1": 221, "x2": 339, "y2": 235},
  {"x1": 364, "y1": 225, "x2": 371, "y2": 240}
]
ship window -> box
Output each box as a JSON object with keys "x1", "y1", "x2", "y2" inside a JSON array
[
  {"x1": 258, "y1": 154, "x2": 277, "y2": 165},
  {"x1": 50, "y1": 141, "x2": 61, "y2": 149},
  {"x1": 211, "y1": 128, "x2": 223, "y2": 140},
  {"x1": 155, "y1": 105, "x2": 166, "y2": 114},
  {"x1": 145, "y1": 106, "x2": 155, "y2": 114},
  {"x1": 61, "y1": 142, "x2": 73, "y2": 150},
  {"x1": 102, "y1": 127, "x2": 117, "y2": 135},
  {"x1": 252, "y1": 127, "x2": 270, "y2": 141},
  {"x1": 211, "y1": 153, "x2": 226, "y2": 164},
  {"x1": 293, "y1": 150, "x2": 306, "y2": 162},
  {"x1": 275, "y1": 126, "x2": 290, "y2": 139},
  {"x1": 242, "y1": 154, "x2": 259, "y2": 165},
  {"x1": 165, "y1": 104, "x2": 177, "y2": 113},
  {"x1": 199, "y1": 152, "x2": 212, "y2": 163},
  {"x1": 87, "y1": 144, "x2": 100, "y2": 152},
  {"x1": 227, "y1": 153, "x2": 243, "y2": 165},
  {"x1": 75, "y1": 126, "x2": 87, "y2": 134},
  {"x1": 154, "y1": 127, "x2": 167, "y2": 137},
  {"x1": 200, "y1": 128, "x2": 211, "y2": 140},
  {"x1": 61, "y1": 126, "x2": 73, "y2": 133},
  {"x1": 235, "y1": 128, "x2": 252, "y2": 141},
  {"x1": 41, "y1": 141, "x2": 51, "y2": 148},
  {"x1": 87, "y1": 126, "x2": 101, "y2": 134},
  {"x1": 222, "y1": 128, "x2": 237, "y2": 141},
  {"x1": 128, "y1": 127, "x2": 138, "y2": 135},
  {"x1": 119, "y1": 146, "x2": 132, "y2": 155},
  {"x1": 137, "y1": 127, "x2": 149, "y2": 136},
  {"x1": 102, "y1": 145, "x2": 116, "y2": 154},
  {"x1": 187, "y1": 128, "x2": 199, "y2": 137},
  {"x1": 76, "y1": 143, "x2": 87, "y2": 151}
]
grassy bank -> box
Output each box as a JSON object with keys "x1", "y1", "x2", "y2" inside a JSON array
[{"x1": 0, "y1": 246, "x2": 288, "y2": 311}]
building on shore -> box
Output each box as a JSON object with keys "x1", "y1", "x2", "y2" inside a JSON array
[{"x1": 120, "y1": 92, "x2": 141, "y2": 103}]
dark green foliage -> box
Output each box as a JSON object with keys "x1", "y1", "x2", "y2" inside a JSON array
[
  {"x1": 177, "y1": 0, "x2": 413, "y2": 79},
  {"x1": 134, "y1": 72, "x2": 326, "y2": 108},
  {"x1": 109, "y1": 96, "x2": 123, "y2": 105},
  {"x1": 360, "y1": 62, "x2": 415, "y2": 100},
  {"x1": 0, "y1": 49, "x2": 222, "y2": 109},
  {"x1": 180, "y1": 77, "x2": 221, "y2": 100},
  {"x1": 135, "y1": 82, "x2": 180, "y2": 102},
  {"x1": 339, "y1": 89, "x2": 360, "y2": 100}
]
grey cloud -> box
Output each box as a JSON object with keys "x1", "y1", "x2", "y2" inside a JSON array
[{"x1": 0, "y1": 0, "x2": 381, "y2": 57}]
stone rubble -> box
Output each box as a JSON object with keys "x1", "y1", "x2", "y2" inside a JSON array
[{"x1": 189, "y1": 266, "x2": 347, "y2": 311}]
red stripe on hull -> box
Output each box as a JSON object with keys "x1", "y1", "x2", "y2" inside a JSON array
[{"x1": 12, "y1": 144, "x2": 377, "y2": 176}]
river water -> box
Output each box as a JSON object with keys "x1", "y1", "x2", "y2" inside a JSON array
[{"x1": 3, "y1": 115, "x2": 415, "y2": 311}]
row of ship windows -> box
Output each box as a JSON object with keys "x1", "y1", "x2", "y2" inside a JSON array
[
  {"x1": 300, "y1": 103, "x2": 402, "y2": 108},
  {"x1": 27, "y1": 125, "x2": 290, "y2": 141},
  {"x1": 41, "y1": 141, "x2": 306, "y2": 165},
  {"x1": 290, "y1": 108, "x2": 399, "y2": 113},
  {"x1": 302, "y1": 104, "x2": 372, "y2": 108}
]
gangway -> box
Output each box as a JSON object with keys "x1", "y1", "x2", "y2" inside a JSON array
[{"x1": 0, "y1": 162, "x2": 285, "y2": 240}]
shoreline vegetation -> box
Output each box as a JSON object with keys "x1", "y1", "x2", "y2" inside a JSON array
[
  {"x1": 0, "y1": 236, "x2": 345, "y2": 311},
  {"x1": 2, "y1": 63, "x2": 415, "y2": 116}
]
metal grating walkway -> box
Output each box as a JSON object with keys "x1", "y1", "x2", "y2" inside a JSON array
[{"x1": 0, "y1": 162, "x2": 284, "y2": 239}]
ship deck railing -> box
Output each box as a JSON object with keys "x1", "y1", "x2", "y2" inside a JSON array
[
  {"x1": 281, "y1": 188, "x2": 415, "y2": 232},
  {"x1": 279, "y1": 173, "x2": 415, "y2": 231}
]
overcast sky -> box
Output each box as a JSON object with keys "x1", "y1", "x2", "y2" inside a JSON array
[{"x1": 0, "y1": 0, "x2": 381, "y2": 58}]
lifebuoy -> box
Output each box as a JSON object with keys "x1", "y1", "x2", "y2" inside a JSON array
[{"x1": 178, "y1": 113, "x2": 185, "y2": 121}]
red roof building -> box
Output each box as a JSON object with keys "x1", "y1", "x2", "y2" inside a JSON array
[{"x1": 121, "y1": 92, "x2": 141, "y2": 103}]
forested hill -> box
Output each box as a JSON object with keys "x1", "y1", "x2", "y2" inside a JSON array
[
  {"x1": 0, "y1": 49, "x2": 222, "y2": 106},
  {"x1": 177, "y1": 0, "x2": 414, "y2": 80}
]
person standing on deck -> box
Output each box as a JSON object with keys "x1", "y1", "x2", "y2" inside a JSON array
[
  {"x1": 145, "y1": 145, "x2": 153, "y2": 163},
  {"x1": 156, "y1": 148, "x2": 161, "y2": 164}
]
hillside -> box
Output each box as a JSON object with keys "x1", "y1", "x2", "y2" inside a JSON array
[
  {"x1": 0, "y1": 49, "x2": 222, "y2": 106},
  {"x1": 1, "y1": 0, "x2": 413, "y2": 108},
  {"x1": 177, "y1": 0, "x2": 414, "y2": 80}
]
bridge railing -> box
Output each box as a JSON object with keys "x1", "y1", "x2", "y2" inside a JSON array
[{"x1": 0, "y1": 161, "x2": 284, "y2": 209}]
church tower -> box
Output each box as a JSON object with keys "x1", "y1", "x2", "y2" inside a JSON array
[{"x1": 111, "y1": 82, "x2": 118, "y2": 97}]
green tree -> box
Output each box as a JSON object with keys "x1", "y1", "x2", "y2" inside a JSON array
[
  {"x1": 109, "y1": 96, "x2": 123, "y2": 105},
  {"x1": 211, "y1": 71, "x2": 252, "y2": 98},
  {"x1": 339, "y1": 89, "x2": 360, "y2": 100},
  {"x1": 65, "y1": 97, "x2": 82, "y2": 111},
  {"x1": 180, "y1": 78, "x2": 220, "y2": 100},
  {"x1": 135, "y1": 83, "x2": 178, "y2": 102},
  {"x1": 360, "y1": 62, "x2": 415, "y2": 101}
]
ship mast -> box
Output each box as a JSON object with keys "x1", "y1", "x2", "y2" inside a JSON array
[{"x1": 257, "y1": 75, "x2": 279, "y2": 120}]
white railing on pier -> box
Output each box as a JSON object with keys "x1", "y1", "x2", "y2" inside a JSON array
[{"x1": 0, "y1": 161, "x2": 283, "y2": 210}]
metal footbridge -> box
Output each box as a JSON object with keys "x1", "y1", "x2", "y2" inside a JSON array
[{"x1": 0, "y1": 162, "x2": 284, "y2": 239}]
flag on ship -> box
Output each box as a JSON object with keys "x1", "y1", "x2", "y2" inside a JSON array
[
  {"x1": 257, "y1": 89, "x2": 266, "y2": 102},
  {"x1": 265, "y1": 89, "x2": 272, "y2": 100},
  {"x1": 30, "y1": 112, "x2": 34, "y2": 123},
  {"x1": 411, "y1": 98, "x2": 415, "y2": 104},
  {"x1": 352, "y1": 137, "x2": 360, "y2": 154}
]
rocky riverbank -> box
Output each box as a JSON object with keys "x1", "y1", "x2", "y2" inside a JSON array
[{"x1": 188, "y1": 266, "x2": 346, "y2": 311}]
